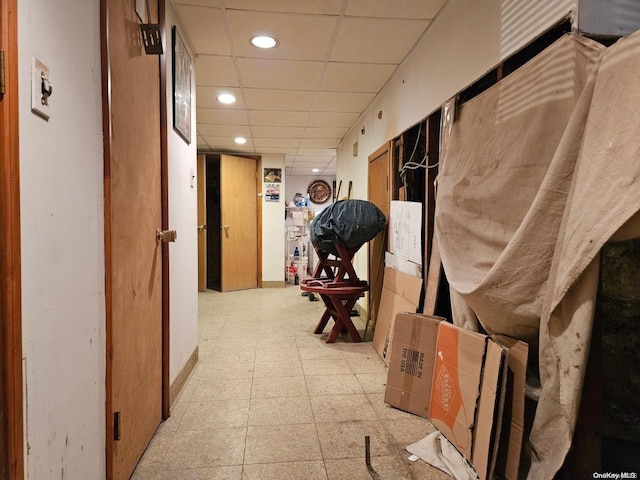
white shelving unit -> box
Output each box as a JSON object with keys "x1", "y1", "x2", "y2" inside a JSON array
[{"x1": 285, "y1": 207, "x2": 312, "y2": 284}]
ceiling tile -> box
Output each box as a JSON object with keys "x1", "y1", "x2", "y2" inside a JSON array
[
  {"x1": 195, "y1": 55, "x2": 239, "y2": 87},
  {"x1": 345, "y1": 0, "x2": 446, "y2": 19},
  {"x1": 321, "y1": 62, "x2": 397, "y2": 93},
  {"x1": 225, "y1": 0, "x2": 343, "y2": 15},
  {"x1": 295, "y1": 148, "x2": 338, "y2": 157},
  {"x1": 314, "y1": 91, "x2": 376, "y2": 113},
  {"x1": 299, "y1": 138, "x2": 340, "y2": 149},
  {"x1": 201, "y1": 136, "x2": 255, "y2": 150},
  {"x1": 248, "y1": 110, "x2": 309, "y2": 126},
  {"x1": 289, "y1": 155, "x2": 336, "y2": 163},
  {"x1": 253, "y1": 138, "x2": 301, "y2": 149},
  {"x1": 303, "y1": 127, "x2": 348, "y2": 139},
  {"x1": 198, "y1": 124, "x2": 251, "y2": 137},
  {"x1": 237, "y1": 58, "x2": 324, "y2": 90},
  {"x1": 196, "y1": 86, "x2": 244, "y2": 108},
  {"x1": 252, "y1": 126, "x2": 304, "y2": 138},
  {"x1": 197, "y1": 108, "x2": 248, "y2": 125},
  {"x1": 258, "y1": 147, "x2": 300, "y2": 155},
  {"x1": 244, "y1": 88, "x2": 314, "y2": 111},
  {"x1": 331, "y1": 17, "x2": 429, "y2": 64},
  {"x1": 307, "y1": 111, "x2": 360, "y2": 128},
  {"x1": 176, "y1": 5, "x2": 230, "y2": 55},
  {"x1": 228, "y1": 11, "x2": 337, "y2": 61}
]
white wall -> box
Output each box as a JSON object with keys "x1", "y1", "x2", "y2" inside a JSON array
[
  {"x1": 166, "y1": 3, "x2": 199, "y2": 387},
  {"x1": 337, "y1": 0, "x2": 577, "y2": 293},
  {"x1": 18, "y1": 0, "x2": 105, "y2": 478},
  {"x1": 260, "y1": 154, "x2": 286, "y2": 283},
  {"x1": 284, "y1": 174, "x2": 335, "y2": 211}
]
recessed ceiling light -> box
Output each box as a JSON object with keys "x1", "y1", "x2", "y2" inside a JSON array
[
  {"x1": 312, "y1": 168, "x2": 320, "y2": 173},
  {"x1": 234, "y1": 137, "x2": 247, "y2": 145},
  {"x1": 217, "y1": 93, "x2": 236, "y2": 104},
  {"x1": 251, "y1": 35, "x2": 278, "y2": 49}
]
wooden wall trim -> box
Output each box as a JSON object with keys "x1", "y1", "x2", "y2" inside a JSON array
[
  {"x1": 158, "y1": 0, "x2": 170, "y2": 422},
  {"x1": 169, "y1": 346, "x2": 198, "y2": 407},
  {"x1": 99, "y1": 0, "x2": 114, "y2": 476},
  {"x1": 0, "y1": 0, "x2": 25, "y2": 477}
]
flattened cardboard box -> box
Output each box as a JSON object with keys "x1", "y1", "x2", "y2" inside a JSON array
[
  {"x1": 429, "y1": 322, "x2": 487, "y2": 462},
  {"x1": 372, "y1": 267, "x2": 423, "y2": 365},
  {"x1": 429, "y1": 322, "x2": 529, "y2": 480},
  {"x1": 384, "y1": 313, "x2": 443, "y2": 418}
]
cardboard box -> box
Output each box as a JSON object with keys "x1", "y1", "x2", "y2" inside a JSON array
[
  {"x1": 429, "y1": 322, "x2": 529, "y2": 480},
  {"x1": 372, "y1": 268, "x2": 423, "y2": 365},
  {"x1": 383, "y1": 314, "x2": 528, "y2": 480},
  {"x1": 384, "y1": 313, "x2": 444, "y2": 418},
  {"x1": 429, "y1": 322, "x2": 487, "y2": 461},
  {"x1": 385, "y1": 251, "x2": 422, "y2": 278}
]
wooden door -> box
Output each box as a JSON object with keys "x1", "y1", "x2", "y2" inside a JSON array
[
  {"x1": 0, "y1": 0, "x2": 24, "y2": 477},
  {"x1": 368, "y1": 142, "x2": 392, "y2": 332},
  {"x1": 102, "y1": 0, "x2": 164, "y2": 478},
  {"x1": 197, "y1": 154, "x2": 207, "y2": 291},
  {"x1": 220, "y1": 154, "x2": 258, "y2": 291}
]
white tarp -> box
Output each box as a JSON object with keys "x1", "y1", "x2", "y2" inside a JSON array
[{"x1": 435, "y1": 31, "x2": 640, "y2": 478}]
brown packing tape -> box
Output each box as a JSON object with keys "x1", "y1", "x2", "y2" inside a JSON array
[{"x1": 398, "y1": 315, "x2": 423, "y2": 410}]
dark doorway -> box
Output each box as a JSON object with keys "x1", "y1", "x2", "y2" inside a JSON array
[{"x1": 206, "y1": 156, "x2": 221, "y2": 290}]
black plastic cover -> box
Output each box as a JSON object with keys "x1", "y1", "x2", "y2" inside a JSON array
[{"x1": 310, "y1": 199, "x2": 386, "y2": 255}]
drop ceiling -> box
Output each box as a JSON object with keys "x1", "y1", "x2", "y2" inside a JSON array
[{"x1": 174, "y1": 0, "x2": 448, "y2": 175}]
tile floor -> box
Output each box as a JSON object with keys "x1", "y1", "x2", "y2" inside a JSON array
[{"x1": 132, "y1": 286, "x2": 450, "y2": 480}]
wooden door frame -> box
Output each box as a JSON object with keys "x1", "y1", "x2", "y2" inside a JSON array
[
  {"x1": 158, "y1": 0, "x2": 170, "y2": 421},
  {"x1": 367, "y1": 141, "x2": 392, "y2": 331},
  {"x1": 101, "y1": 0, "x2": 170, "y2": 476},
  {"x1": 0, "y1": 0, "x2": 24, "y2": 478},
  {"x1": 256, "y1": 157, "x2": 262, "y2": 288}
]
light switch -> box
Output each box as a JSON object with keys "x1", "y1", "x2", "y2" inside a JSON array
[
  {"x1": 190, "y1": 168, "x2": 195, "y2": 188},
  {"x1": 31, "y1": 57, "x2": 52, "y2": 120}
]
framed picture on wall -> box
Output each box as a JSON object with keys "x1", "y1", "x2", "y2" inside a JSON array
[{"x1": 172, "y1": 26, "x2": 191, "y2": 144}]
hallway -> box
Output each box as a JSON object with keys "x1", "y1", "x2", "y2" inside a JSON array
[{"x1": 131, "y1": 287, "x2": 448, "y2": 479}]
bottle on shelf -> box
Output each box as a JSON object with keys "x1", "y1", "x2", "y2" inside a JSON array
[{"x1": 294, "y1": 246, "x2": 299, "y2": 258}]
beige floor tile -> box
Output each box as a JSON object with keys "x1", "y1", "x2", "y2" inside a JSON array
[
  {"x1": 244, "y1": 424, "x2": 322, "y2": 464},
  {"x1": 191, "y1": 378, "x2": 252, "y2": 402},
  {"x1": 310, "y1": 394, "x2": 378, "y2": 423},
  {"x1": 241, "y1": 461, "x2": 328, "y2": 480},
  {"x1": 163, "y1": 428, "x2": 246, "y2": 469},
  {"x1": 297, "y1": 345, "x2": 345, "y2": 360},
  {"x1": 367, "y1": 393, "x2": 419, "y2": 421},
  {"x1": 324, "y1": 455, "x2": 418, "y2": 480},
  {"x1": 316, "y1": 421, "x2": 394, "y2": 459},
  {"x1": 301, "y1": 357, "x2": 353, "y2": 375},
  {"x1": 354, "y1": 372, "x2": 387, "y2": 393},
  {"x1": 156, "y1": 466, "x2": 242, "y2": 480},
  {"x1": 250, "y1": 375, "x2": 308, "y2": 398},
  {"x1": 383, "y1": 416, "x2": 437, "y2": 446},
  {"x1": 135, "y1": 287, "x2": 443, "y2": 479},
  {"x1": 305, "y1": 374, "x2": 364, "y2": 396},
  {"x1": 178, "y1": 399, "x2": 249, "y2": 431},
  {"x1": 197, "y1": 362, "x2": 255, "y2": 381},
  {"x1": 253, "y1": 359, "x2": 304, "y2": 377},
  {"x1": 254, "y1": 346, "x2": 300, "y2": 363},
  {"x1": 248, "y1": 396, "x2": 314, "y2": 426}
]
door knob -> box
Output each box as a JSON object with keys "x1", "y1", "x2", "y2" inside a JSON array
[
  {"x1": 223, "y1": 225, "x2": 229, "y2": 231},
  {"x1": 157, "y1": 229, "x2": 177, "y2": 243},
  {"x1": 197, "y1": 224, "x2": 207, "y2": 231}
]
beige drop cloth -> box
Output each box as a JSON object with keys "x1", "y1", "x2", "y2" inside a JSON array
[{"x1": 434, "y1": 32, "x2": 640, "y2": 478}]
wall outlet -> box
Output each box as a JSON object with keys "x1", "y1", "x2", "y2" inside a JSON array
[{"x1": 31, "y1": 57, "x2": 51, "y2": 120}]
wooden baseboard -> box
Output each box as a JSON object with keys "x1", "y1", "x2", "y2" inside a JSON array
[
  {"x1": 170, "y1": 345, "x2": 198, "y2": 408},
  {"x1": 262, "y1": 281, "x2": 286, "y2": 288}
]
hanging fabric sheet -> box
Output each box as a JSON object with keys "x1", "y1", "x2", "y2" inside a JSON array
[{"x1": 434, "y1": 31, "x2": 640, "y2": 478}]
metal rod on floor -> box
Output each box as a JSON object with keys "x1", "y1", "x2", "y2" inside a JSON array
[{"x1": 365, "y1": 435, "x2": 383, "y2": 480}]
